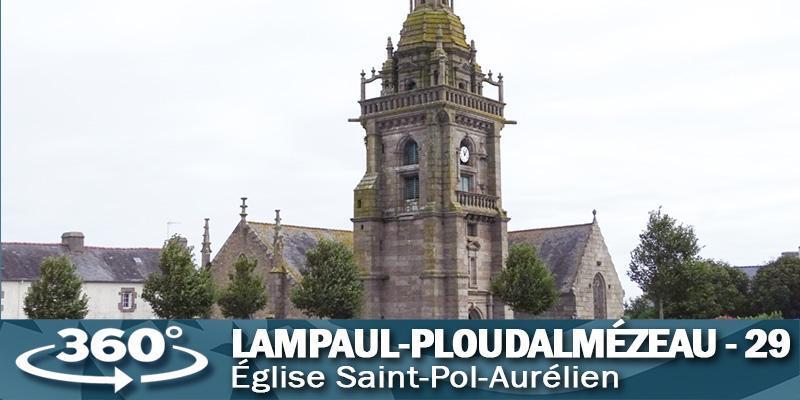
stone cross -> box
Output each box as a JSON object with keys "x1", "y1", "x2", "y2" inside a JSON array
[{"x1": 240, "y1": 197, "x2": 248, "y2": 221}]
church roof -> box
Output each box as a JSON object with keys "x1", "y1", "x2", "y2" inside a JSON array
[
  {"x1": 509, "y1": 223, "x2": 595, "y2": 294},
  {"x1": 238, "y1": 218, "x2": 600, "y2": 296},
  {"x1": 247, "y1": 222, "x2": 353, "y2": 277},
  {"x1": 1, "y1": 242, "x2": 161, "y2": 283},
  {"x1": 397, "y1": 7, "x2": 469, "y2": 52}
]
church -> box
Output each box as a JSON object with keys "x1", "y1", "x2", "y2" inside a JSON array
[{"x1": 211, "y1": 0, "x2": 624, "y2": 320}]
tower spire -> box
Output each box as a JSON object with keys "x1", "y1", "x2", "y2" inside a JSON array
[
  {"x1": 386, "y1": 36, "x2": 394, "y2": 58},
  {"x1": 201, "y1": 218, "x2": 212, "y2": 268},
  {"x1": 412, "y1": 0, "x2": 451, "y2": 11}
]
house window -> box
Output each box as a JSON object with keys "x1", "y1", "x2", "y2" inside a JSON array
[
  {"x1": 122, "y1": 293, "x2": 132, "y2": 309},
  {"x1": 469, "y1": 257, "x2": 478, "y2": 288},
  {"x1": 460, "y1": 174, "x2": 473, "y2": 192},
  {"x1": 118, "y1": 288, "x2": 137, "y2": 313},
  {"x1": 467, "y1": 223, "x2": 478, "y2": 237},
  {"x1": 404, "y1": 175, "x2": 420, "y2": 212},
  {"x1": 404, "y1": 140, "x2": 419, "y2": 166}
]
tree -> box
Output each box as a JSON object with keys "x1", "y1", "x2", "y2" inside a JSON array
[
  {"x1": 218, "y1": 255, "x2": 268, "y2": 319},
  {"x1": 142, "y1": 236, "x2": 215, "y2": 319},
  {"x1": 667, "y1": 260, "x2": 750, "y2": 319},
  {"x1": 24, "y1": 256, "x2": 89, "y2": 319},
  {"x1": 751, "y1": 256, "x2": 800, "y2": 319},
  {"x1": 491, "y1": 243, "x2": 557, "y2": 316},
  {"x1": 290, "y1": 239, "x2": 364, "y2": 319},
  {"x1": 624, "y1": 294, "x2": 657, "y2": 320},
  {"x1": 628, "y1": 208, "x2": 701, "y2": 319}
]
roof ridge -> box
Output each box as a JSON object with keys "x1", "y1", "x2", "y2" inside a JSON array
[
  {"x1": 509, "y1": 222, "x2": 593, "y2": 234},
  {"x1": 2, "y1": 242, "x2": 160, "y2": 251},
  {"x1": 248, "y1": 222, "x2": 353, "y2": 234},
  {"x1": 2, "y1": 242, "x2": 62, "y2": 246},
  {"x1": 84, "y1": 246, "x2": 161, "y2": 251}
]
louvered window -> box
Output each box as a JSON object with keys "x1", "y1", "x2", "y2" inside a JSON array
[
  {"x1": 405, "y1": 175, "x2": 420, "y2": 200},
  {"x1": 404, "y1": 140, "x2": 419, "y2": 166}
]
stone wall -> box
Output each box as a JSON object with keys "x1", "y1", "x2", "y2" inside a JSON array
[{"x1": 572, "y1": 224, "x2": 625, "y2": 319}]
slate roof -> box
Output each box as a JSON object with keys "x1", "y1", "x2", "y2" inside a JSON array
[
  {"x1": 734, "y1": 265, "x2": 762, "y2": 279},
  {"x1": 241, "y1": 220, "x2": 597, "y2": 295},
  {"x1": 2, "y1": 243, "x2": 161, "y2": 283},
  {"x1": 509, "y1": 223, "x2": 595, "y2": 294},
  {"x1": 247, "y1": 223, "x2": 353, "y2": 276}
]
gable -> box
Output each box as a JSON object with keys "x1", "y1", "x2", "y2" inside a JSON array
[{"x1": 247, "y1": 223, "x2": 353, "y2": 276}]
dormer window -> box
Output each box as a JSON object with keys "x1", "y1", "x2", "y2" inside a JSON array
[{"x1": 404, "y1": 140, "x2": 419, "y2": 166}]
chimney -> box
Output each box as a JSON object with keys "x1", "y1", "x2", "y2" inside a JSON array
[{"x1": 61, "y1": 232, "x2": 85, "y2": 252}]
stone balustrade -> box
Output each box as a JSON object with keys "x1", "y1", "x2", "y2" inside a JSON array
[
  {"x1": 457, "y1": 191, "x2": 498, "y2": 210},
  {"x1": 361, "y1": 86, "x2": 504, "y2": 118}
]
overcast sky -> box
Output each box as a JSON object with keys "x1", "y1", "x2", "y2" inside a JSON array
[{"x1": 2, "y1": 0, "x2": 799, "y2": 300}]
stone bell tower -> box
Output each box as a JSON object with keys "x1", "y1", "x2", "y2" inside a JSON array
[{"x1": 351, "y1": 0, "x2": 515, "y2": 319}]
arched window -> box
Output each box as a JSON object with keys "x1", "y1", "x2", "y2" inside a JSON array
[
  {"x1": 404, "y1": 140, "x2": 419, "y2": 166},
  {"x1": 593, "y1": 273, "x2": 607, "y2": 319},
  {"x1": 468, "y1": 305, "x2": 483, "y2": 320}
]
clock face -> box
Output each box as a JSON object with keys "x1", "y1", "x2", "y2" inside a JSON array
[{"x1": 459, "y1": 146, "x2": 471, "y2": 163}]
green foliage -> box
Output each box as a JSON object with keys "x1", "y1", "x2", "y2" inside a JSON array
[
  {"x1": 290, "y1": 239, "x2": 364, "y2": 319},
  {"x1": 739, "y1": 311, "x2": 784, "y2": 320},
  {"x1": 666, "y1": 260, "x2": 750, "y2": 319},
  {"x1": 23, "y1": 256, "x2": 89, "y2": 319},
  {"x1": 218, "y1": 255, "x2": 268, "y2": 319},
  {"x1": 491, "y1": 243, "x2": 558, "y2": 315},
  {"x1": 628, "y1": 208, "x2": 701, "y2": 318},
  {"x1": 142, "y1": 236, "x2": 215, "y2": 319},
  {"x1": 751, "y1": 256, "x2": 800, "y2": 319},
  {"x1": 624, "y1": 295, "x2": 657, "y2": 320}
]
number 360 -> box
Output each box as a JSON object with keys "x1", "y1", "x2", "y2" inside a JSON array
[{"x1": 56, "y1": 328, "x2": 166, "y2": 363}]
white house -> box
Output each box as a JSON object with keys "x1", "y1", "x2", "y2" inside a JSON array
[{"x1": 1, "y1": 232, "x2": 159, "y2": 319}]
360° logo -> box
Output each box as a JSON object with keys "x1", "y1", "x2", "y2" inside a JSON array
[{"x1": 15, "y1": 326, "x2": 208, "y2": 392}]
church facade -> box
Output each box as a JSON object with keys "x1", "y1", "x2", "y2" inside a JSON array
[{"x1": 211, "y1": 0, "x2": 624, "y2": 320}]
